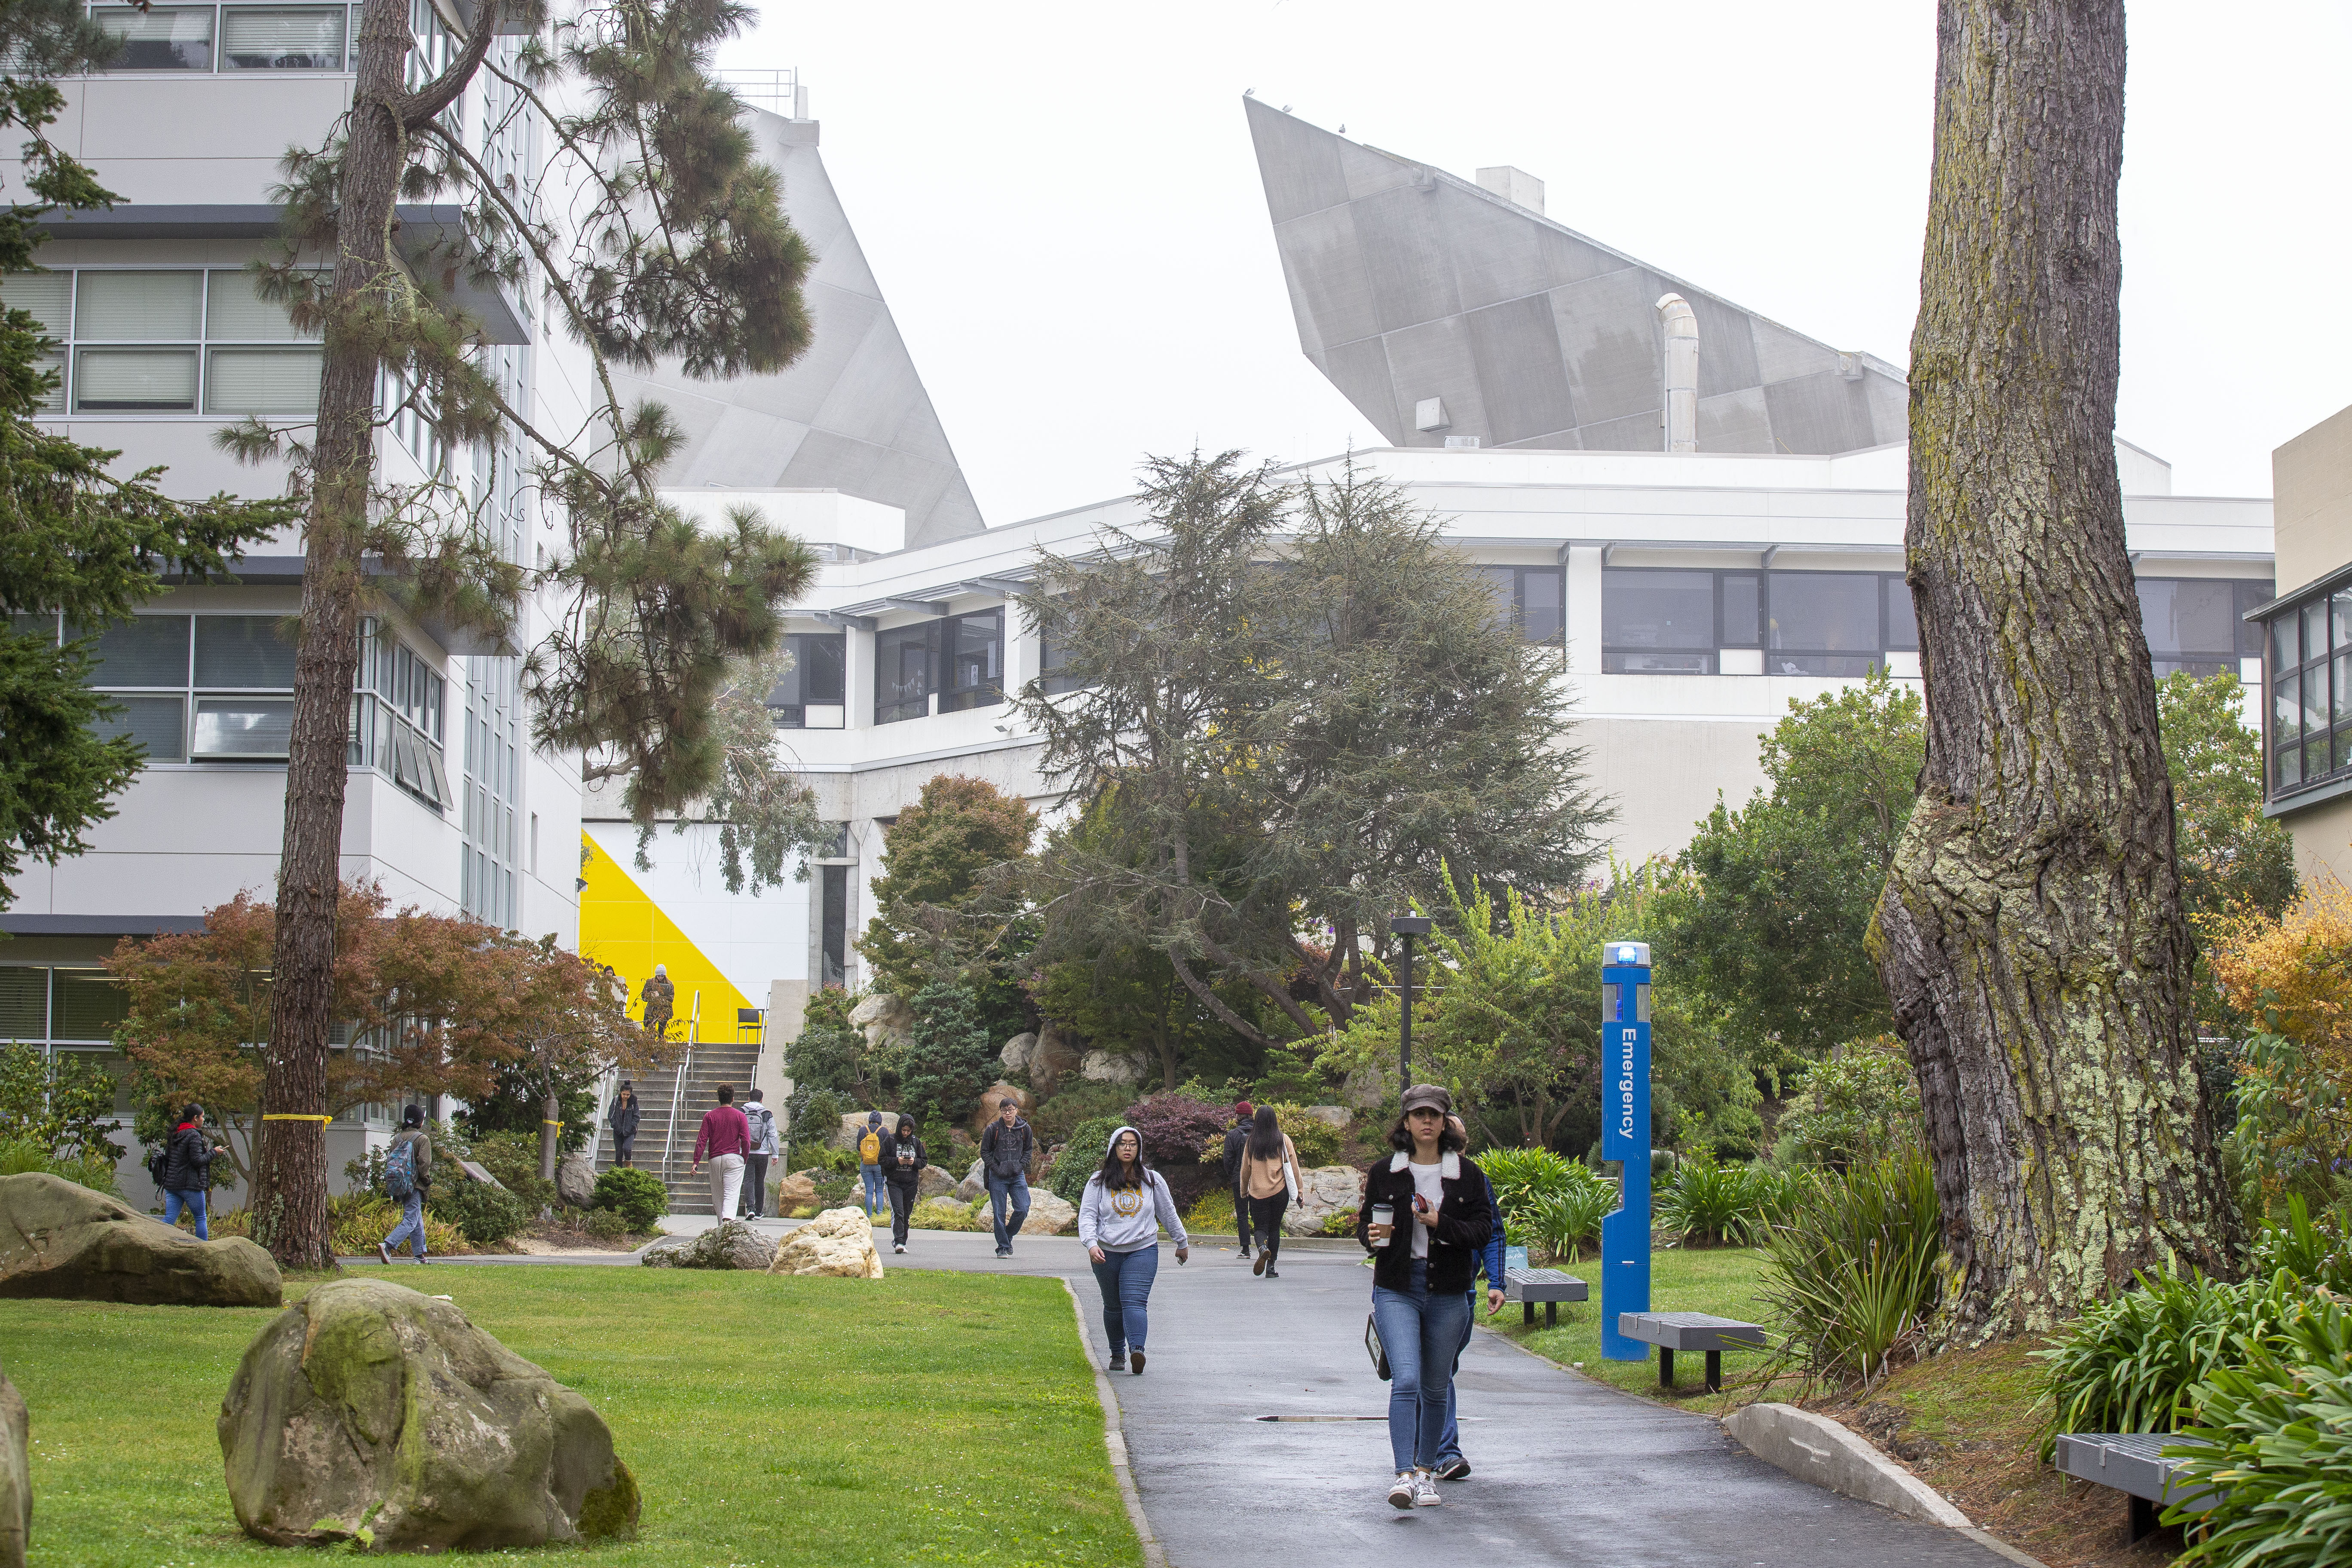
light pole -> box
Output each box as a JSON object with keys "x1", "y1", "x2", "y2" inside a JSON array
[{"x1": 1390, "y1": 915, "x2": 1431, "y2": 1093}]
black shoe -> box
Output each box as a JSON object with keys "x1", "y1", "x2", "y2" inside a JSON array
[
  {"x1": 1108, "y1": 1352, "x2": 1127, "y2": 1372},
  {"x1": 1265, "y1": 1266, "x2": 1279, "y2": 1278},
  {"x1": 1128, "y1": 1351, "x2": 1145, "y2": 1375},
  {"x1": 1434, "y1": 1455, "x2": 1471, "y2": 1481},
  {"x1": 1238, "y1": 1244, "x2": 1251, "y2": 1259}
]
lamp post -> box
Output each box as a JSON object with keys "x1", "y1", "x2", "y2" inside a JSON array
[{"x1": 1390, "y1": 915, "x2": 1431, "y2": 1093}]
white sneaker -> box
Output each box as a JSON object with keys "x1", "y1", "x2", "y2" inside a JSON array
[
  {"x1": 893, "y1": 1243, "x2": 904, "y2": 1253},
  {"x1": 1387, "y1": 1471, "x2": 1417, "y2": 1510},
  {"x1": 1412, "y1": 1471, "x2": 1442, "y2": 1508}
]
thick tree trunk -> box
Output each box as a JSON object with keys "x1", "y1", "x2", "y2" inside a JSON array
[
  {"x1": 248, "y1": 0, "x2": 411, "y2": 1269},
  {"x1": 1877, "y1": 0, "x2": 2240, "y2": 1344}
]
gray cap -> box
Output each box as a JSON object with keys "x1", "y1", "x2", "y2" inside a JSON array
[{"x1": 1400, "y1": 1084, "x2": 1453, "y2": 1115}]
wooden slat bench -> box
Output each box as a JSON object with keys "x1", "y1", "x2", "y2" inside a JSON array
[
  {"x1": 1503, "y1": 1267, "x2": 1587, "y2": 1327},
  {"x1": 2053, "y1": 1432, "x2": 2220, "y2": 1541},
  {"x1": 1617, "y1": 1310, "x2": 1767, "y2": 1393}
]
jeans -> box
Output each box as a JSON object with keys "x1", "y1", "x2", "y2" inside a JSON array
[
  {"x1": 383, "y1": 1191, "x2": 428, "y2": 1259},
  {"x1": 1371, "y1": 1258, "x2": 1473, "y2": 1472},
  {"x1": 1438, "y1": 1289, "x2": 1478, "y2": 1461},
  {"x1": 861, "y1": 1164, "x2": 886, "y2": 1217},
  {"x1": 987, "y1": 1172, "x2": 1030, "y2": 1250},
  {"x1": 1246, "y1": 1191, "x2": 1290, "y2": 1259},
  {"x1": 743, "y1": 1154, "x2": 770, "y2": 1217},
  {"x1": 163, "y1": 1188, "x2": 209, "y2": 1240},
  {"x1": 887, "y1": 1179, "x2": 916, "y2": 1245},
  {"x1": 707, "y1": 1152, "x2": 744, "y2": 1220},
  {"x1": 1090, "y1": 1243, "x2": 1160, "y2": 1356}
]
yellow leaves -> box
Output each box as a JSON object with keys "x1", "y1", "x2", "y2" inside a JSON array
[{"x1": 2206, "y1": 876, "x2": 2352, "y2": 1069}]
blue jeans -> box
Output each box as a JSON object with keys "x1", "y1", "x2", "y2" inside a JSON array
[
  {"x1": 1438, "y1": 1289, "x2": 1478, "y2": 1461},
  {"x1": 384, "y1": 1191, "x2": 428, "y2": 1258},
  {"x1": 1090, "y1": 1243, "x2": 1160, "y2": 1356},
  {"x1": 163, "y1": 1188, "x2": 209, "y2": 1240},
  {"x1": 860, "y1": 1165, "x2": 885, "y2": 1216},
  {"x1": 1372, "y1": 1259, "x2": 1473, "y2": 1472},
  {"x1": 987, "y1": 1172, "x2": 1030, "y2": 1250}
]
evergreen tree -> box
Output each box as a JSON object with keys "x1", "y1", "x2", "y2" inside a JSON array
[
  {"x1": 859, "y1": 774, "x2": 1038, "y2": 997},
  {"x1": 220, "y1": 0, "x2": 825, "y2": 1265}
]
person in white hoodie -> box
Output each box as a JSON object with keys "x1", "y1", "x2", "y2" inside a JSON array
[{"x1": 1077, "y1": 1125, "x2": 1189, "y2": 1375}]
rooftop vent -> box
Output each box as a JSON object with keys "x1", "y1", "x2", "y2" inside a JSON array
[{"x1": 1474, "y1": 165, "x2": 1545, "y2": 214}]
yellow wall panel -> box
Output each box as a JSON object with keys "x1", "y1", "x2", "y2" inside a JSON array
[{"x1": 577, "y1": 835, "x2": 755, "y2": 1042}]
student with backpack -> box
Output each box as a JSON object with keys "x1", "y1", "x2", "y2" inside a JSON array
[
  {"x1": 155, "y1": 1104, "x2": 227, "y2": 1239},
  {"x1": 878, "y1": 1115, "x2": 926, "y2": 1253},
  {"x1": 857, "y1": 1111, "x2": 886, "y2": 1219},
  {"x1": 1220, "y1": 1101, "x2": 1256, "y2": 1260},
  {"x1": 742, "y1": 1088, "x2": 779, "y2": 1218},
  {"x1": 377, "y1": 1105, "x2": 434, "y2": 1265}
]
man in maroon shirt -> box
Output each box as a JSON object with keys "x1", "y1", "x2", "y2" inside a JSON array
[{"x1": 690, "y1": 1084, "x2": 753, "y2": 1220}]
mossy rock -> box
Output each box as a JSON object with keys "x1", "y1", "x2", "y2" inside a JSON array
[
  {"x1": 0, "y1": 1173, "x2": 279, "y2": 1308},
  {"x1": 217, "y1": 1278, "x2": 638, "y2": 1552},
  {"x1": 0, "y1": 1361, "x2": 26, "y2": 1568}
]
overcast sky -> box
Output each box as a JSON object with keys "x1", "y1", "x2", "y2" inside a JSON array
[{"x1": 720, "y1": 1, "x2": 2352, "y2": 526}]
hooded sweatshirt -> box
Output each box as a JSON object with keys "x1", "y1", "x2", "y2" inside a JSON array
[{"x1": 1076, "y1": 1125, "x2": 1188, "y2": 1254}]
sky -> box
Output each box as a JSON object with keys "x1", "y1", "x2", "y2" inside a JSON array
[{"x1": 719, "y1": 1, "x2": 2352, "y2": 526}]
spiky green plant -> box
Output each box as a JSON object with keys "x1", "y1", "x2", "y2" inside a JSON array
[{"x1": 1757, "y1": 1151, "x2": 1942, "y2": 1390}]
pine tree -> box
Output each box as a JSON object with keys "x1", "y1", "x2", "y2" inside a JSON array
[{"x1": 221, "y1": 0, "x2": 825, "y2": 1266}]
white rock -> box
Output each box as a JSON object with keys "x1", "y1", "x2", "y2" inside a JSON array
[
  {"x1": 1283, "y1": 1164, "x2": 1367, "y2": 1235},
  {"x1": 769, "y1": 1207, "x2": 885, "y2": 1279},
  {"x1": 952, "y1": 1158, "x2": 986, "y2": 1202},
  {"x1": 846, "y1": 993, "x2": 914, "y2": 1054},
  {"x1": 1020, "y1": 1190, "x2": 1079, "y2": 1236},
  {"x1": 1301, "y1": 1105, "x2": 1353, "y2": 1127},
  {"x1": 1000, "y1": 1032, "x2": 1037, "y2": 1072},
  {"x1": 1079, "y1": 1048, "x2": 1148, "y2": 1086}
]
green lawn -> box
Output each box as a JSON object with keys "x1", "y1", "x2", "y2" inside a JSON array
[
  {"x1": 1487, "y1": 1245, "x2": 1776, "y2": 1407},
  {"x1": 4, "y1": 1265, "x2": 1141, "y2": 1568}
]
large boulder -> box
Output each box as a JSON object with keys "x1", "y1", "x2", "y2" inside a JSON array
[
  {"x1": 0, "y1": 1362, "x2": 25, "y2": 1568},
  {"x1": 0, "y1": 1173, "x2": 279, "y2": 1308},
  {"x1": 998, "y1": 1032, "x2": 1038, "y2": 1074},
  {"x1": 218, "y1": 1279, "x2": 637, "y2": 1552},
  {"x1": 1283, "y1": 1165, "x2": 1367, "y2": 1236},
  {"x1": 1020, "y1": 1189, "x2": 1078, "y2": 1237},
  {"x1": 968, "y1": 1083, "x2": 1031, "y2": 1138},
  {"x1": 554, "y1": 1155, "x2": 598, "y2": 1209},
  {"x1": 1079, "y1": 1048, "x2": 1149, "y2": 1087},
  {"x1": 772, "y1": 1171, "x2": 819, "y2": 1214},
  {"x1": 915, "y1": 1165, "x2": 956, "y2": 1200},
  {"x1": 1340, "y1": 1063, "x2": 1388, "y2": 1110},
  {"x1": 1300, "y1": 1105, "x2": 1353, "y2": 1127},
  {"x1": 637, "y1": 1220, "x2": 773, "y2": 1271},
  {"x1": 1028, "y1": 1023, "x2": 1083, "y2": 1096},
  {"x1": 952, "y1": 1159, "x2": 986, "y2": 1202},
  {"x1": 846, "y1": 993, "x2": 914, "y2": 1054},
  {"x1": 769, "y1": 1207, "x2": 883, "y2": 1278}
]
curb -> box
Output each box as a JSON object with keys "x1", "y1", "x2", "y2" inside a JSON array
[
  {"x1": 1061, "y1": 1277, "x2": 1168, "y2": 1568},
  {"x1": 1723, "y1": 1403, "x2": 1969, "y2": 1528}
]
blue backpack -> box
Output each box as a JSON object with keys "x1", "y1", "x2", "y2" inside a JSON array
[{"x1": 383, "y1": 1139, "x2": 417, "y2": 1203}]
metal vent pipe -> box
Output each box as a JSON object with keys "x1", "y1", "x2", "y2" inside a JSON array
[{"x1": 1656, "y1": 293, "x2": 1698, "y2": 453}]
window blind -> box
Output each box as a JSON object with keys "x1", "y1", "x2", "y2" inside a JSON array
[
  {"x1": 205, "y1": 347, "x2": 322, "y2": 415},
  {"x1": 76, "y1": 271, "x2": 201, "y2": 340},
  {"x1": 204, "y1": 270, "x2": 319, "y2": 342},
  {"x1": 92, "y1": 695, "x2": 187, "y2": 763},
  {"x1": 50, "y1": 971, "x2": 128, "y2": 1041},
  {"x1": 82, "y1": 614, "x2": 191, "y2": 686},
  {"x1": 220, "y1": 7, "x2": 345, "y2": 68},
  {"x1": 0, "y1": 273, "x2": 70, "y2": 338},
  {"x1": 73, "y1": 347, "x2": 197, "y2": 411},
  {"x1": 0, "y1": 968, "x2": 45, "y2": 1040},
  {"x1": 192, "y1": 696, "x2": 294, "y2": 758},
  {"x1": 94, "y1": 6, "x2": 213, "y2": 69},
  {"x1": 193, "y1": 616, "x2": 298, "y2": 688}
]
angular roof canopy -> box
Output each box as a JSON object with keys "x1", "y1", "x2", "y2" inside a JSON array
[{"x1": 1245, "y1": 97, "x2": 1909, "y2": 456}]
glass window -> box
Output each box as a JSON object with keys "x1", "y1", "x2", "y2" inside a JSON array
[
  {"x1": 1, "y1": 274, "x2": 69, "y2": 414},
  {"x1": 820, "y1": 864, "x2": 848, "y2": 989},
  {"x1": 76, "y1": 271, "x2": 202, "y2": 340},
  {"x1": 220, "y1": 6, "x2": 345, "y2": 67},
  {"x1": 204, "y1": 348, "x2": 323, "y2": 415},
  {"x1": 79, "y1": 614, "x2": 190, "y2": 686},
  {"x1": 875, "y1": 623, "x2": 933, "y2": 724},
  {"x1": 1885, "y1": 578, "x2": 1919, "y2": 651},
  {"x1": 1721, "y1": 574, "x2": 1761, "y2": 647},
  {"x1": 940, "y1": 609, "x2": 1003, "y2": 712},
  {"x1": 769, "y1": 632, "x2": 845, "y2": 727},
  {"x1": 1770, "y1": 573, "x2": 1881, "y2": 655},
  {"x1": 194, "y1": 616, "x2": 297, "y2": 687},
  {"x1": 50, "y1": 970, "x2": 126, "y2": 1041},
  {"x1": 0, "y1": 968, "x2": 46, "y2": 1040},
  {"x1": 92, "y1": 5, "x2": 215, "y2": 70},
  {"x1": 1518, "y1": 567, "x2": 1564, "y2": 645},
  {"x1": 2274, "y1": 613, "x2": 2301, "y2": 671},
  {"x1": 93, "y1": 695, "x2": 188, "y2": 762},
  {"x1": 1039, "y1": 622, "x2": 1084, "y2": 695},
  {"x1": 73, "y1": 347, "x2": 197, "y2": 411},
  {"x1": 192, "y1": 696, "x2": 294, "y2": 758},
  {"x1": 1603, "y1": 570, "x2": 1714, "y2": 656},
  {"x1": 204, "y1": 270, "x2": 318, "y2": 341}
]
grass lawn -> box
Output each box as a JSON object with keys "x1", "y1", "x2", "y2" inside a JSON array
[
  {"x1": 4, "y1": 1265, "x2": 1141, "y2": 1568},
  {"x1": 1485, "y1": 1244, "x2": 1776, "y2": 1406}
]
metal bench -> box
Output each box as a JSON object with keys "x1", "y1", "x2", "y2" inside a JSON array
[
  {"x1": 1503, "y1": 1267, "x2": 1587, "y2": 1327},
  {"x1": 1617, "y1": 1311, "x2": 1767, "y2": 1393},
  {"x1": 2054, "y1": 1432, "x2": 2220, "y2": 1542}
]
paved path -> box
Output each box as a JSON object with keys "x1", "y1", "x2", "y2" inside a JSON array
[{"x1": 402, "y1": 1219, "x2": 2017, "y2": 1564}]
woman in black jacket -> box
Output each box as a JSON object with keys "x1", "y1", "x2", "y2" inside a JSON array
[
  {"x1": 1356, "y1": 1084, "x2": 1491, "y2": 1512},
  {"x1": 609, "y1": 1085, "x2": 642, "y2": 1168},
  {"x1": 878, "y1": 1116, "x2": 927, "y2": 1254},
  {"x1": 161, "y1": 1104, "x2": 227, "y2": 1240}
]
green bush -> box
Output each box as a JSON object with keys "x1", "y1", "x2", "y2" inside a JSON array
[
  {"x1": 582, "y1": 1207, "x2": 631, "y2": 1244},
  {"x1": 426, "y1": 1176, "x2": 531, "y2": 1249},
  {"x1": 1050, "y1": 1117, "x2": 1126, "y2": 1202},
  {"x1": 0, "y1": 1135, "x2": 123, "y2": 1197},
  {"x1": 1479, "y1": 1146, "x2": 1580, "y2": 1216},
  {"x1": 593, "y1": 1167, "x2": 669, "y2": 1232},
  {"x1": 1184, "y1": 1186, "x2": 1235, "y2": 1234},
  {"x1": 1321, "y1": 1207, "x2": 1360, "y2": 1238},
  {"x1": 911, "y1": 1196, "x2": 990, "y2": 1232},
  {"x1": 1758, "y1": 1150, "x2": 1942, "y2": 1390},
  {"x1": 1263, "y1": 1104, "x2": 1342, "y2": 1168},
  {"x1": 464, "y1": 1129, "x2": 560, "y2": 1211},
  {"x1": 2247, "y1": 1194, "x2": 2352, "y2": 1292},
  {"x1": 1030, "y1": 1082, "x2": 1130, "y2": 1145},
  {"x1": 1656, "y1": 1151, "x2": 1771, "y2": 1246},
  {"x1": 2166, "y1": 1294, "x2": 2352, "y2": 1565},
  {"x1": 1774, "y1": 1041, "x2": 1922, "y2": 1170},
  {"x1": 1525, "y1": 1173, "x2": 1617, "y2": 1262}
]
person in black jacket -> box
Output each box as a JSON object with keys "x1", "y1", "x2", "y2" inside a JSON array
[
  {"x1": 1219, "y1": 1101, "x2": 1255, "y2": 1259},
  {"x1": 161, "y1": 1104, "x2": 227, "y2": 1239},
  {"x1": 609, "y1": 1084, "x2": 641, "y2": 1168},
  {"x1": 878, "y1": 1115, "x2": 927, "y2": 1254},
  {"x1": 1356, "y1": 1084, "x2": 1491, "y2": 1512}
]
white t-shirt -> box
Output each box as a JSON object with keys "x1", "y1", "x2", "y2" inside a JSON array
[{"x1": 1408, "y1": 1159, "x2": 1445, "y2": 1259}]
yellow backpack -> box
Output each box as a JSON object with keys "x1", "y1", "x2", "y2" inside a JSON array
[{"x1": 859, "y1": 1130, "x2": 881, "y2": 1163}]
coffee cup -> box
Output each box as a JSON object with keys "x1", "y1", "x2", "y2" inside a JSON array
[{"x1": 1369, "y1": 1203, "x2": 1394, "y2": 1230}]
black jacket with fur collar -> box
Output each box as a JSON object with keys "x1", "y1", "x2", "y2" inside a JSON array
[{"x1": 1355, "y1": 1150, "x2": 1493, "y2": 1294}]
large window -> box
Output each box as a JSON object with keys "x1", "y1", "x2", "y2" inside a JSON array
[
  {"x1": 350, "y1": 618, "x2": 450, "y2": 808},
  {"x1": 2139, "y1": 577, "x2": 2271, "y2": 678},
  {"x1": 89, "y1": 3, "x2": 354, "y2": 71},
  {"x1": 2263, "y1": 582, "x2": 2352, "y2": 796},
  {"x1": 0, "y1": 268, "x2": 323, "y2": 419},
  {"x1": 769, "y1": 631, "x2": 845, "y2": 729},
  {"x1": 873, "y1": 610, "x2": 1004, "y2": 724},
  {"x1": 14, "y1": 611, "x2": 299, "y2": 761},
  {"x1": 1478, "y1": 566, "x2": 1565, "y2": 646},
  {"x1": 819, "y1": 864, "x2": 848, "y2": 989},
  {"x1": 1601, "y1": 569, "x2": 1736, "y2": 674}
]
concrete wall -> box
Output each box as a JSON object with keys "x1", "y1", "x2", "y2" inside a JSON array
[{"x1": 2272, "y1": 403, "x2": 2352, "y2": 597}]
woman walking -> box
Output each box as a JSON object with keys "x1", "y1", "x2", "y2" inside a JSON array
[
  {"x1": 878, "y1": 1115, "x2": 926, "y2": 1254},
  {"x1": 1357, "y1": 1084, "x2": 1491, "y2": 1510},
  {"x1": 160, "y1": 1105, "x2": 227, "y2": 1239},
  {"x1": 1237, "y1": 1105, "x2": 1303, "y2": 1279},
  {"x1": 1078, "y1": 1126, "x2": 1189, "y2": 1375},
  {"x1": 608, "y1": 1084, "x2": 640, "y2": 1168}
]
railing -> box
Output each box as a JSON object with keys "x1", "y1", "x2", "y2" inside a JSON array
[
  {"x1": 654, "y1": 992, "x2": 701, "y2": 1187},
  {"x1": 718, "y1": 68, "x2": 805, "y2": 119}
]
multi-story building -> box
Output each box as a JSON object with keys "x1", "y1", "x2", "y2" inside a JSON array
[{"x1": 2254, "y1": 404, "x2": 2352, "y2": 886}]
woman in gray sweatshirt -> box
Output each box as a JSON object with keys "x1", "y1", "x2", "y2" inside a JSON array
[{"x1": 1077, "y1": 1125, "x2": 1189, "y2": 1375}]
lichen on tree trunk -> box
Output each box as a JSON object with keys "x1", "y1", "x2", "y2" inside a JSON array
[{"x1": 1876, "y1": 0, "x2": 2240, "y2": 1345}]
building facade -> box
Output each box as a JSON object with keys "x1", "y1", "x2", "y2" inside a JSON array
[{"x1": 2255, "y1": 404, "x2": 2352, "y2": 887}]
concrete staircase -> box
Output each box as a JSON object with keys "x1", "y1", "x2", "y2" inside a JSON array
[{"x1": 592, "y1": 1038, "x2": 766, "y2": 1216}]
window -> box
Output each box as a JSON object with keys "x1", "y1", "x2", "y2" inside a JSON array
[
  {"x1": 0, "y1": 268, "x2": 323, "y2": 418},
  {"x1": 1601, "y1": 569, "x2": 1718, "y2": 673},
  {"x1": 874, "y1": 622, "x2": 933, "y2": 724},
  {"x1": 90, "y1": 4, "x2": 352, "y2": 71},
  {"x1": 1602, "y1": 568, "x2": 1924, "y2": 676},
  {"x1": 940, "y1": 609, "x2": 1004, "y2": 712},
  {"x1": 350, "y1": 618, "x2": 450, "y2": 808},
  {"x1": 820, "y1": 864, "x2": 848, "y2": 989},
  {"x1": 768, "y1": 631, "x2": 845, "y2": 729},
  {"x1": 1477, "y1": 566, "x2": 1565, "y2": 646},
  {"x1": 24, "y1": 611, "x2": 298, "y2": 761},
  {"x1": 1039, "y1": 622, "x2": 1083, "y2": 695},
  {"x1": 2263, "y1": 583, "x2": 2352, "y2": 796},
  {"x1": 2139, "y1": 577, "x2": 2271, "y2": 679},
  {"x1": 1767, "y1": 572, "x2": 1883, "y2": 677},
  {"x1": 873, "y1": 611, "x2": 1007, "y2": 723}
]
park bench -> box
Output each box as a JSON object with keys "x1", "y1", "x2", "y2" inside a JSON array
[
  {"x1": 1617, "y1": 1311, "x2": 1767, "y2": 1393},
  {"x1": 2053, "y1": 1432, "x2": 2220, "y2": 1542},
  {"x1": 1503, "y1": 1266, "x2": 1587, "y2": 1327}
]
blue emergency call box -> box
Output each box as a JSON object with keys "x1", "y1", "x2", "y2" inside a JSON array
[{"x1": 1599, "y1": 940, "x2": 1652, "y2": 1361}]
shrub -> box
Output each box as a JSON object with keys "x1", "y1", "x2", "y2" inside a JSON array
[
  {"x1": 1185, "y1": 1186, "x2": 1235, "y2": 1234},
  {"x1": 1050, "y1": 1117, "x2": 1127, "y2": 1203},
  {"x1": 1321, "y1": 1207, "x2": 1360, "y2": 1238},
  {"x1": 2166, "y1": 1295, "x2": 2352, "y2": 1565},
  {"x1": 1526, "y1": 1176, "x2": 1617, "y2": 1262},
  {"x1": 1758, "y1": 1151, "x2": 1942, "y2": 1390},
  {"x1": 1479, "y1": 1146, "x2": 1581, "y2": 1216},
  {"x1": 293, "y1": 1193, "x2": 468, "y2": 1257},
  {"x1": 465, "y1": 1129, "x2": 560, "y2": 1211},
  {"x1": 911, "y1": 1195, "x2": 990, "y2": 1232},
  {"x1": 0, "y1": 1135, "x2": 123, "y2": 1197},
  {"x1": 1264, "y1": 1104, "x2": 1343, "y2": 1168},
  {"x1": 427, "y1": 1176, "x2": 531, "y2": 1248},
  {"x1": 2036, "y1": 1267, "x2": 2308, "y2": 1454},
  {"x1": 593, "y1": 1167, "x2": 669, "y2": 1232},
  {"x1": 2248, "y1": 1194, "x2": 2352, "y2": 1292},
  {"x1": 1029, "y1": 1081, "x2": 1130, "y2": 1145},
  {"x1": 1656, "y1": 1152, "x2": 1772, "y2": 1246},
  {"x1": 1774, "y1": 1040, "x2": 1922, "y2": 1170},
  {"x1": 582, "y1": 1206, "x2": 632, "y2": 1244},
  {"x1": 1122, "y1": 1093, "x2": 1225, "y2": 1168}
]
